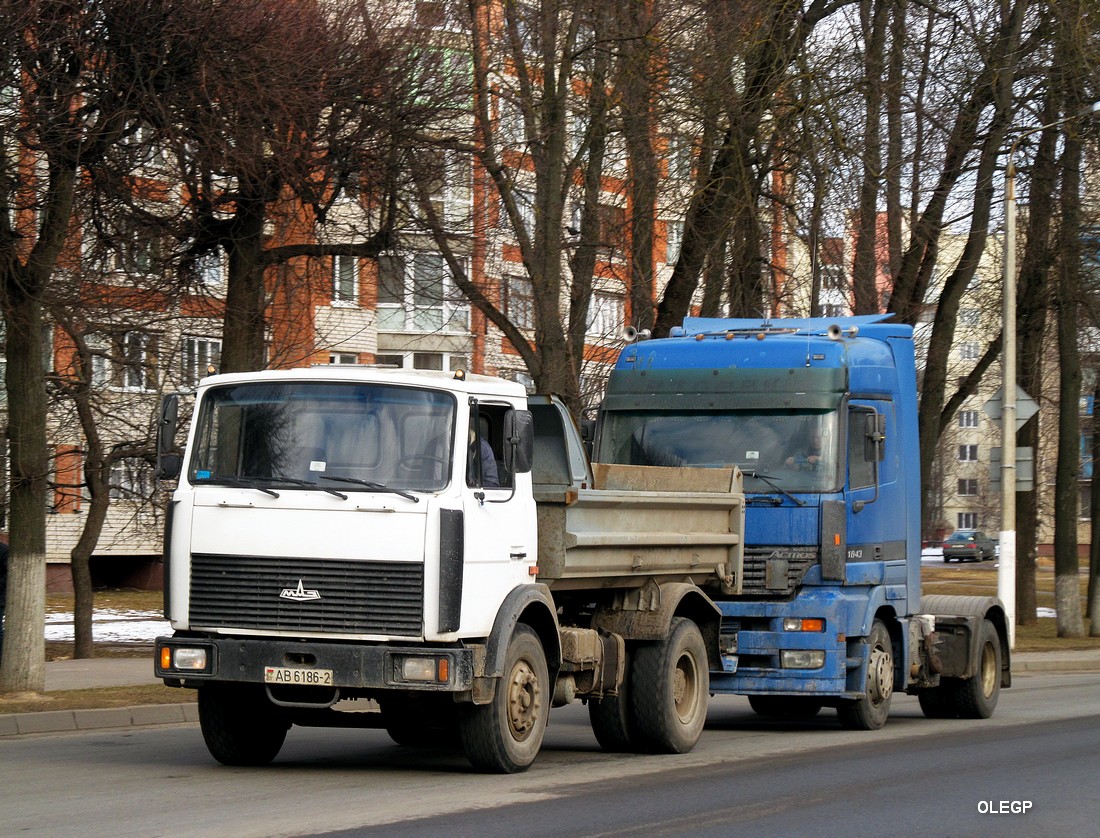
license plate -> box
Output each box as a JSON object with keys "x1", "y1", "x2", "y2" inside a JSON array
[{"x1": 264, "y1": 666, "x2": 334, "y2": 686}]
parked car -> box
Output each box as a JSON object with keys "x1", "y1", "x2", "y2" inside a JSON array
[{"x1": 942, "y1": 530, "x2": 997, "y2": 562}]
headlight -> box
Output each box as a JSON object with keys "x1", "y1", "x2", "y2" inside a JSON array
[{"x1": 780, "y1": 650, "x2": 825, "y2": 669}]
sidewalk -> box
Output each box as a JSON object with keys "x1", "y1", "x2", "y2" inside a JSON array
[
  {"x1": 0, "y1": 655, "x2": 198, "y2": 738},
  {"x1": 2, "y1": 648, "x2": 1099, "y2": 739}
]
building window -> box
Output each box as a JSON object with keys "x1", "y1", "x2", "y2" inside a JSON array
[
  {"x1": 957, "y1": 512, "x2": 978, "y2": 530},
  {"x1": 505, "y1": 273, "x2": 535, "y2": 330},
  {"x1": 958, "y1": 478, "x2": 978, "y2": 496},
  {"x1": 196, "y1": 252, "x2": 224, "y2": 287},
  {"x1": 958, "y1": 342, "x2": 980, "y2": 361},
  {"x1": 822, "y1": 303, "x2": 846, "y2": 318},
  {"x1": 596, "y1": 204, "x2": 626, "y2": 253},
  {"x1": 329, "y1": 353, "x2": 358, "y2": 365},
  {"x1": 90, "y1": 331, "x2": 157, "y2": 391},
  {"x1": 959, "y1": 308, "x2": 980, "y2": 325},
  {"x1": 821, "y1": 265, "x2": 844, "y2": 290},
  {"x1": 666, "y1": 135, "x2": 693, "y2": 180},
  {"x1": 958, "y1": 409, "x2": 979, "y2": 428},
  {"x1": 333, "y1": 254, "x2": 358, "y2": 304},
  {"x1": 665, "y1": 220, "x2": 682, "y2": 265},
  {"x1": 375, "y1": 351, "x2": 467, "y2": 371},
  {"x1": 511, "y1": 189, "x2": 535, "y2": 237},
  {"x1": 109, "y1": 458, "x2": 153, "y2": 502},
  {"x1": 958, "y1": 444, "x2": 978, "y2": 462},
  {"x1": 377, "y1": 252, "x2": 468, "y2": 333},
  {"x1": 587, "y1": 291, "x2": 624, "y2": 338},
  {"x1": 183, "y1": 336, "x2": 221, "y2": 386}
]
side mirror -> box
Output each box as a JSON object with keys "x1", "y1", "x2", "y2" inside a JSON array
[
  {"x1": 157, "y1": 395, "x2": 182, "y2": 480},
  {"x1": 503, "y1": 409, "x2": 534, "y2": 474}
]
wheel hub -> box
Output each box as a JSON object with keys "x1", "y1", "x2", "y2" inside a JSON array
[
  {"x1": 507, "y1": 661, "x2": 541, "y2": 740},
  {"x1": 868, "y1": 644, "x2": 894, "y2": 704}
]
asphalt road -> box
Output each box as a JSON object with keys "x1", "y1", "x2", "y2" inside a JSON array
[{"x1": 3, "y1": 672, "x2": 1098, "y2": 838}]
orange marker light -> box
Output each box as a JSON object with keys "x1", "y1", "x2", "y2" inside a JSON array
[
  {"x1": 438, "y1": 658, "x2": 449, "y2": 682},
  {"x1": 802, "y1": 618, "x2": 825, "y2": 632},
  {"x1": 160, "y1": 647, "x2": 172, "y2": 670}
]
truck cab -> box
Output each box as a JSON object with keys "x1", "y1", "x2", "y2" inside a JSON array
[{"x1": 595, "y1": 315, "x2": 1009, "y2": 728}]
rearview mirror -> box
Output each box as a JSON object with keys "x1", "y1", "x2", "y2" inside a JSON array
[
  {"x1": 157, "y1": 395, "x2": 181, "y2": 479},
  {"x1": 503, "y1": 409, "x2": 534, "y2": 474}
]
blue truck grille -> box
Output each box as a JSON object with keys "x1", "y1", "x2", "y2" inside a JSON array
[
  {"x1": 741, "y1": 546, "x2": 817, "y2": 595},
  {"x1": 188, "y1": 553, "x2": 423, "y2": 636}
]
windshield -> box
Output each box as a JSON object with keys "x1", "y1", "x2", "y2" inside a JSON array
[
  {"x1": 189, "y1": 381, "x2": 456, "y2": 492},
  {"x1": 599, "y1": 409, "x2": 841, "y2": 494}
]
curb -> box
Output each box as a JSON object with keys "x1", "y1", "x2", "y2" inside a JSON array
[
  {"x1": 1011, "y1": 656, "x2": 1100, "y2": 673},
  {"x1": 0, "y1": 702, "x2": 198, "y2": 738}
]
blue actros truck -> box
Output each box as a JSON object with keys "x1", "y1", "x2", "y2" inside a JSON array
[{"x1": 594, "y1": 314, "x2": 1010, "y2": 728}]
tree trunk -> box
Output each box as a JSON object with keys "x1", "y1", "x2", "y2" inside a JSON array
[
  {"x1": 0, "y1": 292, "x2": 48, "y2": 693},
  {"x1": 1089, "y1": 376, "x2": 1100, "y2": 632},
  {"x1": 221, "y1": 193, "x2": 270, "y2": 373},
  {"x1": 1052, "y1": 142, "x2": 1085, "y2": 637}
]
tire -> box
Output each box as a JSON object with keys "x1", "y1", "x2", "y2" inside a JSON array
[
  {"x1": 459, "y1": 625, "x2": 549, "y2": 773},
  {"x1": 837, "y1": 619, "x2": 894, "y2": 731},
  {"x1": 198, "y1": 684, "x2": 289, "y2": 766},
  {"x1": 748, "y1": 695, "x2": 823, "y2": 719},
  {"x1": 380, "y1": 693, "x2": 460, "y2": 748},
  {"x1": 943, "y1": 556, "x2": 951, "y2": 563},
  {"x1": 953, "y1": 619, "x2": 1002, "y2": 719},
  {"x1": 917, "y1": 686, "x2": 959, "y2": 719},
  {"x1": 629, "y1": 617, "x2": 709, "y2": 754},
  {"x1": 588, "y1": 648, "x2": 638, "y2": 752}
]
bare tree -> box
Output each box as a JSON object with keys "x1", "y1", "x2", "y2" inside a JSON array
[{"x1": 0, "y1": 0, "x2": 160, "y2": 692}]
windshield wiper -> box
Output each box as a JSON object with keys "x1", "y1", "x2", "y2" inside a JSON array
[
  {"x1": 318, "y1": 475, "x2": 419, "y2": 503},
  {"x1": 268, "y1": 475, "x2": 348, "y2": 500},
  {"x1": 193, "y1": 475, "x2": 280, "y2": 498},
  {"x1": 743, "y1": 470, "x2": 806, "y2": 507}
]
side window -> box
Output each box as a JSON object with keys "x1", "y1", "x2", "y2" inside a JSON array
[
  {"x1": 847, "y1": 407, "x2": 877, "y2": 490},
  {"x1": 466, "y1": 405, "x2": 513, "y2": 490}
]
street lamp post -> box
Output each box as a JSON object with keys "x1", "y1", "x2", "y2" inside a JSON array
[{"x1": 1000, "y1": 101, "x2": 1100, "y2": 649}]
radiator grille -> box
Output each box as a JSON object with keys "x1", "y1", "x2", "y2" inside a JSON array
[
  {"x1": 189, "y1": 553, "x2": 423, "y2": 636},
  {"x1": 741, "y1": 546, "x2": 817, "y2": 596}
]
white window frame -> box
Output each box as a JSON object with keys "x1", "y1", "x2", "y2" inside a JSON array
[
  {"x1": 374, "y1": 351, "x2": 468, "y2": 372},
  {"x1": 183, "y1": 336, "x2": 221, "y2": 386},
  {"x1": 958, "y1": 342, "x2": 980, "y2": 361},
  {"x1": 505, "y1": 273, "x2": 535, "y2": 330},
  {"x1": 958, "y1": 409, "x2": 979, "y2": 428},
  {"x1": 958, "y1": 478, "x2": 978, "y2": 496},
  {"x1": 958, "y1": 444, "x2": 978, "y2": 462},
  {"x1": 665, "y1": 219, "x2": 682, "y2": 265},
  {"x1": 110, "y1": 458, "x2": 153, "y2": 502},
  {"x1": 587, "y1": 290, "x2": 625, "y2": 339},
  {"x1": 376, "y1": 252, "x2": 469, "y2": 334},
  {"x1": 957, "y1": 511, "x2": 979, "y2": 530},
  {"x1": 333, "y1": 254, "x2": 359, "y2": 305}
]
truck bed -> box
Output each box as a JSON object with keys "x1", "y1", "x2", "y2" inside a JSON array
[{"x1": 534, "y1": 463, "x2": 744, "y2": 593}]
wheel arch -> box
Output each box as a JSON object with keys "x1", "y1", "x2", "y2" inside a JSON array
[
  {"x1": 593, "y1": 582, "x2": 723, "y2": 670},
  {"x1": 920, "y1": 594, "x2": 1011, "y2": 687},
  {"x1": 484, "y1": 584, "x2": 562, "y2": 680}
]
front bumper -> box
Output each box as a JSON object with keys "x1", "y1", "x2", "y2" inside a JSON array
[{"x1": 155, "y1": 635, "x2": 477, "y2": 693}]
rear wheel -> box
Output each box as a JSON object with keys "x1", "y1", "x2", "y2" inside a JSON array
[
  {"x1": 199, "y1": 684, "x2": 289, "y2": 766},
  {"x1": 837, "y1": 619, "x2": 894, "y2": 731},
  {"x1": 954, "y1": 619, "x2": 1002, "y2": 719},
  {"x1": 588, "y1": 648, "x2": 639, "y2": 752},
  {"x1": 459, "y1": 625, "x2": 549, "y2": 773},
  {"x1": 630, "y1": 617, "x2": 709, "y2": 753}
]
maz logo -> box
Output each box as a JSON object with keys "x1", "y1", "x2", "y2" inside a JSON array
[{"x1": 279, "y1": 579, "x2": 321, "y2": 602}]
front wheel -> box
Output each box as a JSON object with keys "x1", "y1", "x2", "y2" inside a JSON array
[
  {"x1": 837, "y1": 619, "x2": 894, "y2": 731},
  {"x1": 198, "y1": 684, "x2": 289, "y2": 766},
  {"x1": 459, "y1": 624, "x2": 549, "y2": 773},
  {"x1": 630, "y1": 617, "x2": 709, "y2": 754}
]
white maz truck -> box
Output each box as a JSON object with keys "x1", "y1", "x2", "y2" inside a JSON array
[{"x1": 155, "y1": 367, "x2": 745, "y2": 772}]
